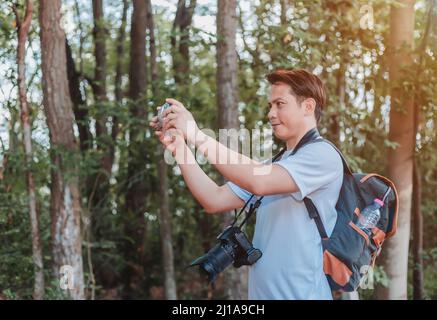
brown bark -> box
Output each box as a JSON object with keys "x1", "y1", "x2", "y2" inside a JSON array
[
  {"x1": 113, "y1": 0, "x2": 129, "y2": 139},
  {"x1": 157, "y1": 157, "x2": 177, "y2": 300},
  {"x1": 146, "y1": 0, "x2": 178, "y2": 300},
  {"x1": 217, "y1": 0, "x2": 247, "y2": 300},
  {"x1": 375, "y1": 0, "x2": 415, "y2": 300},
  {"x1": 91, "y1": 0, "x2": 112, "y2": 169},
  {"x1": 87, "y1": 3, "x2": 115, "y2": 283},
  {"x1": 123, "y1": 0, "x2": 149, "y2": 298},
  {"x1": 66, "y1": 40, "x2": 91, "y2": 153},
  {"x1": 411, "y1": 0, "x2": 434, "y2": 300},
  {"x1": 412, "y1": 156, "x2": 424, "y2": 299},
  {"x1": 171, "y1": 0, "x2": 197, "y2": 86},
  {"x1": 39, "y1": 0, "x2": 85, "y2": 300},
  {"x1": 92, "y1": 0, "x2": 109, "y2": 144},
  {"x1": 13, "y1": 0, "x2": 45, "y2": 300},
  {"x1": 89, "y1": 1, "x2": 112, "y2": 232},
  {"x1": 66, "y1": 31, "x2": 95, "y2": 298},
  {"x1": 280, "y1": 0, "x2": 288, "y2": 26}
]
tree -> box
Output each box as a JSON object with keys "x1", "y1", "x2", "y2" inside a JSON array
[
  {"x1": 89, "y1": 0, "x2": 114, "y2": 243},
  {"x1": 113, "y1": 0, "x2": 129, "y2": 146},
  {"x1": 411, "y1": 0, "x2": 435, "y2": 300},
  {"x1": 375, "y1": 0, "x2": 416, "y2": 300},
  {"x1": 123, "y1": 0, "x2": 149, "y2": 298},
  {"x1": 13, "y1": 0, "x2": 44, "y2": 300},
  {"x1": 216, "y1": 0, "x2": 248, "y2": 300},
  {"x1": 171, "y1": 0, "x2": 197, "y2": 86},
  {"x1": 39, "y1": 0, "x2": 85, "y2": 300},
  {"x1": 146, "y1": 0, "x2": 178, "y2": 300},
  {"x1": 91, "y1": 0, "x2": 109, "y2": 145},
  {"x1": 66, "y1": 40, "x2": 91, "y2": 153}
]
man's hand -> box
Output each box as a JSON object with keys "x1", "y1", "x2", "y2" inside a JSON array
[
  {"x1": 155, "y1": 127, "x2": 187, "y2": 160},
  {"x1": 160, "y1": 98, "x2": 199, "y2": 144}
]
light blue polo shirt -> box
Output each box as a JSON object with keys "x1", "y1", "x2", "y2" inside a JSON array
[{"x1": 227, "y1": 140, "x2": 343, "y2": 300}]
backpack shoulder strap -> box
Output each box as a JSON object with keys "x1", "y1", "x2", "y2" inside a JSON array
[
  {"x1": 292, "y1": 138, "x2": 351, "y2": 240},
  {"x1": 303, "y1": 198, "x2": 329, "y2": 239}
]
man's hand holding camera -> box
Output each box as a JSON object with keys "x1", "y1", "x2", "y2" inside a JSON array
[
  {"x1": 150, "y1": 99, "x2": 199, "y2": 147},
  {"x1": 149, "y1": 98, "x2": 200, "y2": 161}
]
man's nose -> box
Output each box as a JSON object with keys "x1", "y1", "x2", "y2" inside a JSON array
[{"x1": 268, "y1": 108, "x2": 276, "y2": 121}]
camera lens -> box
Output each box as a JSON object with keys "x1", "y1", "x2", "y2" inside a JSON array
[{"x1": 190, "y1": 243, "x2": 235, "y2": 283}]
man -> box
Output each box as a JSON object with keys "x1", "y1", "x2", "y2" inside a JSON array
[{"x1": 149, "y1": 69, "x2": 343, "y2": 300}]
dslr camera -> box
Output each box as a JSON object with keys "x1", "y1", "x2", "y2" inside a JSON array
[{"x1": 189, "y1": 225, "x2": 262, "y2": 283}]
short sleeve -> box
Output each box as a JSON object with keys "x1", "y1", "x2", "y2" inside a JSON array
[
  {"x1": 226, "y1": 181, "x2": 255, "y2": 205},
  {"x1": 225, "y1": 156, "x2": 273, "y2": 206},
  {"x1": 274, "y1": 142, "x2": 343, "y2": 201}
]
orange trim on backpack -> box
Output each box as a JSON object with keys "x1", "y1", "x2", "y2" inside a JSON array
[
  {"x1": 323, "y1": 250, "x2": 352, "y2": 287},
  {"x1": 372, "y1": 227, "x2": 386, "y2": 248},
  {"x1": 349, "y1": 221, "x2": 370, "y2": 246},
  {"x1": 359, "y1": 173, "x2": 399, "y2": 239}
]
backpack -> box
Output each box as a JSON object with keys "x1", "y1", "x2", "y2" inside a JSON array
[{"x1": 301, "y1": 138, "x2": 399, "y2": 292}]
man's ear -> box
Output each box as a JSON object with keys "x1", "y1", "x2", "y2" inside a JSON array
[{"x1": 303, "y1": 98, "x2": 316, "y2": 116}]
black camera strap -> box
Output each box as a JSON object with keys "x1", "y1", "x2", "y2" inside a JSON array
[
  {"x1": 232, "y1": 148, "x2": 286, "y2": 228},
  {"x1": 232, "y1": 127, "x2": 323, "y2": 229}
]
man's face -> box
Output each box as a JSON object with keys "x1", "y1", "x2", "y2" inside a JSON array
[{"x1": 267, "y1": 82, "x2": 306, "y2": 141}]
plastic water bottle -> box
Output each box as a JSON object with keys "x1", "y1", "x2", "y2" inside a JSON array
[{"x1": 356, "y1": 199, "x2": 384, "y2": 233}]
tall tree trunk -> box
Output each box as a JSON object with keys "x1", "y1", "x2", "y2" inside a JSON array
[
  {"x1": 14, "y1": 0, "x2": 45, "y2": 300},
  {"x1": 92, "y1": 0, "x2": 109, "y2": 144},
  {"x1": 123, "y1": 0, "x2": 149, "y2": 298},
  {"x1": 66, "y1": 38, "x2": 97, "y2": 299},
  {"x1": 217, "y1": 0, "x2": 248, "y2": 300},
  {"x1": 146, "y1": 0, "x2": 178, "y2": 300},
  {"x1": 171, "y1": 0, "x2": 197, "y2": 86},
  {"x1": 113, "y1": 0, "x2": 129, "y2": 140},
  {"x1": 66, "y1": 40, "x2": 91, "y2": 153},
  {"x1": 39, "y1": 0, "x2": 85, "y2": 300},
  {"x1": 90, "y1": 0, "x2": 112, "y2": 213},
  {"x1": 411, "y1": 0, "x2": 434, "y2": 300},
  {"x1": 375, "y1": 0, "x2": 415, "y2": 300},
  {"x1": 412, "y1": 156, "x2": 424, "y2": 299},
  {"x1": 280, "y1": 0, "x2": 287, "y2": 26}
]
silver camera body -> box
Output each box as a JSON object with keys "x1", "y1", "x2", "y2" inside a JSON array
[{"x1": 156, "y1": 102, "x2": 172, "y2": 130}]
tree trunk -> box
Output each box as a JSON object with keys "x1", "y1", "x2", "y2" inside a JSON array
[
  {"x1": 412, "y1": 156, "x2": 424, "y2": 299},
  {"x1": 157, "y1": 158, "x2": 177, "y2": 300},
  {"x1": 146, "y1": 0, "x2": 178, "y2": 300},
  {"x1": 113, "y1": 0, "x2": 129, "y2": 136},
  {"x1": 92, "y1": 0, "x2": 109, "y2": 144},
  {"x1": 217, "y1": 0, "x2": 248, "y2": 300},
  {"x1": 39, "y1": 0, "x2": 85, "y2": 300},
  {"x1": 66, "y1": 40, "x2": 91, "y2": 153},
  {"x1": 280, "y1": 0, "x2": 287, "y2": 26},
  {"x1": 375, "y1": 0, "x2": 415, "y2": 300},
  {"x1": 123, "y1": 0, "x2": 149, "y2": 298},
  {"x1": 171, "y1": 0, "x2": 197, "y2": 86},
  {"x1": 411, "y1": 0, "x2": 434, "y2": 300},
  {"x1": 14, "y1": 0, "x2": 45, "y2": 300},
  {"x1": 90, "y1": 0, "x2": 112, "y2": 217}
]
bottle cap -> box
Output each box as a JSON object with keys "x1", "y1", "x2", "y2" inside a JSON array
[{"x1": 374, "y1": 199, "x2": 384, "y2": 207}]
